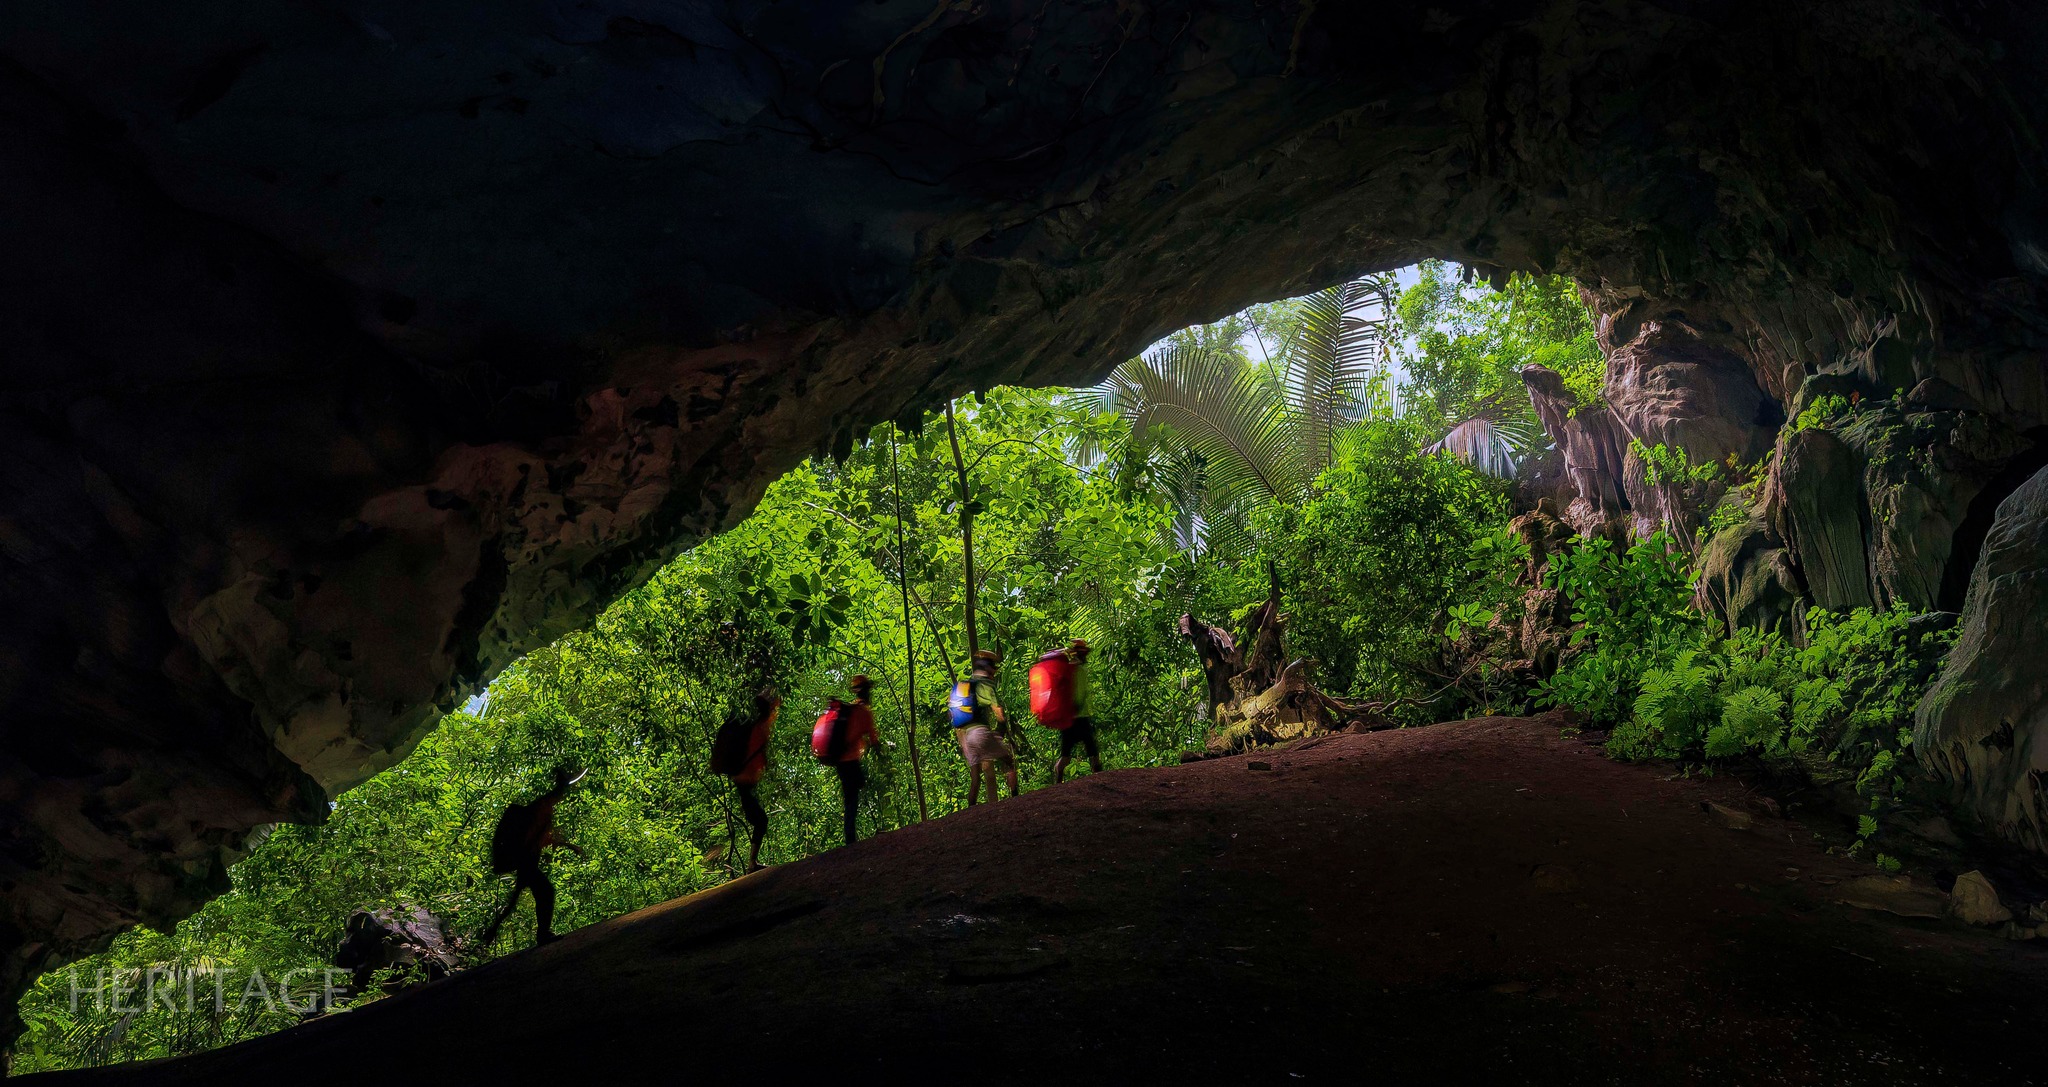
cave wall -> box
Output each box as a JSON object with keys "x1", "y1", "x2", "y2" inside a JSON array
[
  {"x1": 2, "y1": 0, "x2": 2045, "y2": 1027},
  {"x1": 1915, "y1": 464, "x2": 2048, "y2": 849}
]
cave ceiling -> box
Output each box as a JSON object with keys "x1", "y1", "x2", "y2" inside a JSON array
[{"x1": 0, "y1": 0, "x2": 2043, "y2": 1031}]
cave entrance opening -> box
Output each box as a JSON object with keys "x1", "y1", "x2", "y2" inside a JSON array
[{"x1": 10, "y1": 257, "x2": 1620, "y2": 1072}]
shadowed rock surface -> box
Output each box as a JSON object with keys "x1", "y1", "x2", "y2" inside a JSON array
[
  {"x1": 4, "y1": 0, "x2": 2048, "y2": 1025},
  {"x1": 1917, "y1": 464, "x2": 2048, "y2": 848},
  {"x1": 29, "y1": 718, "x2": 2048, "y2": 1085}
]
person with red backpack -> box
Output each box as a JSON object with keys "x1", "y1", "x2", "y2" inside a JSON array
[
  {"x1": 1051, "y1": 639, "x2": 1103, "y2": 782},
  {"x1": 1031, "y1": 639, "x2": 1100, "y2": 783},
  {"x1": 710, "y1": 685, "x2": 782, "y2": 873},
  {"x1": 813, "y1": 675, "x2": 880, "y2": 845}
]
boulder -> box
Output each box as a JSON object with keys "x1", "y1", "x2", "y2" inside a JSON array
[
  {"x1": 1916, "y1": 464, "x2": 2048, "y2": 850},
  {"x1": 1948, "y1": 871, "x2": 2013, "y2": 926},
  {"x1": 1694, "y1": 519, "x2": 1803, "y2": 637}
]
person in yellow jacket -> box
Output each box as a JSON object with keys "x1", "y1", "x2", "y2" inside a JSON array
[
  {"x1": 1053, "y1": 639, "x2": 1103, "y2": 783},
  {"x1": 953, "y1": 650, "x2": 1020, "y2": 804}
]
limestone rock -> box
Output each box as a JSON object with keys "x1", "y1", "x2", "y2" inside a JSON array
[
  {"x1": 1773, "y1": 429, "x2": 1876, "y2": 611},
  {"x1": 1916, "y1": 465, "x2": 2048, "y2": 850},
  {"x1": 1834, "y1": 875, "x2": 1949, "y2": 920},
  {"x1": 1602, "y1": 320, "x2": 1780, "y2": 472},
  {"x1": 1843, "y1": 406, "x2": 2028, "y2": 612},
  {"x1": 1601, "y1": 316, "x2": 1781, "y2": 541},
  {"x1": 1523, "y1": 367, "x2": 1633, "y2": 541},
  {"x1": 1694, "y1": 520, "x2": 1803, "y2": 637},
  {"x1": 1948, "y1": 871, "x2": 2012, "y2": 926}
]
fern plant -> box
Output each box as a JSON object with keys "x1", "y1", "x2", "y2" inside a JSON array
[{"x1": 1706, "y1": 686, "x2": 1787, "y2": 757}]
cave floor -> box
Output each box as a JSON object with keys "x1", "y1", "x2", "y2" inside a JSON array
[{"x1": 41, "y1": 716, "x2": 2048, "y2": 1086}]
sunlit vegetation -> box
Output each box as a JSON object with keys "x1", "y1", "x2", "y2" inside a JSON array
[{"x1": 14, "y1": 260, "x2": 1954, "y2": 1072}]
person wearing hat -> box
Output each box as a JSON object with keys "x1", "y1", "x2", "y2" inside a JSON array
[
  {"x1": 479, "y1": 764, "x2": 586, "y2": 949},
  {"x1": 1054, "y1": 639, "x2": 1103, "y2": 783},
  {"x1": 953, "y1": 649, "x2": 1019, "y2": 805},
  {"x1": 822, "y1": 675, "x2": 881, "y2": 845}
]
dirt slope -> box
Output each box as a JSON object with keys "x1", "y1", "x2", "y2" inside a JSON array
[{"x1": 38, "y1": 716, "x2": 2048, "y2": 1085}]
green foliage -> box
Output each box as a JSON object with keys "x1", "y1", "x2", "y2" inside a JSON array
[
  {"x1": 1395, "y1": 261, "x2": 1606, "y2": 421},
  {"x1": 1707, "y1": 686, "x2": 1787, "y2": 758},
  {"x1": 1793, "y1": 394, "x2": 1851, "y2": 431},
  {"x1": 1086, "y1": 275, "x2": 1400, "y2": 553},
  {"x1": 1261, "y1": 421, "x2": 1521, "y2": 714},
  {"x1": 1603, "y1": 600, "x2": 1957, "y2": 843},
  {"x1": 1535, "y1": 534, "x2": 1702, "y2": 729},
  {"x1": 1612, "y1": 650, "x2": 1718, "y2": 758},
  {"x1": 1701, "y1": 496, "x2": 1752, "y2": 540},
  {"x1": 1631, "y1": 439, "x2": 1725, "y2": 489},
  {"x1": 1443, "y1": 603, "x2": 1495, "y2": 642}
]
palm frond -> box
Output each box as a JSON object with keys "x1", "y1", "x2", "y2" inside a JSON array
[
  {"x1": 1086, "y1": 274, "x2": 1403, "y2": 555},
  {"x1": 1107, "y1": 339, "x2": 1308, "y2": 509},
  {"x1": 1426, "y1": 393, "x2": 1554, "y2": 479},
  {"x1": 1427, "y1": 418, "x2": 1519, "y2": 478},
  {"x1": 1277, "y1": 274, "x2": 1400, "y2": 479}
]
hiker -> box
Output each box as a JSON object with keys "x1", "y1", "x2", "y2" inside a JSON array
[
  {"x1": 711, "y1": 685, "x2": 782, "y2": 872},
  {"x1": 950, "y1": 649, "x2": 1019, "y2": 805},
  {"x1": 813, "y1": 674, "x2": 881, "y2": 845},
  {"x1": 1054, "y1": 639, "x2": 1103, "y2": 783},
  {"x1": 479, "y1": 765, "x2": 585, "y2": 949}
]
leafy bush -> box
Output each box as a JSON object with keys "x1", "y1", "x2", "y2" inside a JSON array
[
  {"x1": 1611, "y1": 650, "x2": 1718, "y2": 758},
  {"x1": 1707, "y1": 686, "x2": 1787, "y2": 758},
  {"x1": 1607, "y1": 606, "x2": 1954, "y2": 805},
  {"x1": 1631, "y1": 439, "x2": 1725, "y2": 489},
  {"x1": 1535, "y1": 534, "x2": 1702, "y2": 728},
  {"x1": 1261, "y1": 420, "x2": 1522, "y2": 714},
  {"x1": 1793, "y1": 393, "x2": 1851, "y2": 431}
]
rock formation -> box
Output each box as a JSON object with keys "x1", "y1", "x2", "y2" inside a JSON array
[
  {"x1": 3, "y1": 0, "x2": 2048, "y2": 1031},
  {"x1": 1915, "y1": 465, "x2": 2048, "y2": 849}
]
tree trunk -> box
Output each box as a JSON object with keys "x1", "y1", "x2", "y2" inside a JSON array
[
  {"x1": 944, "y1": 399, "x2": 980, "y2": 659},
  {"x1": 887, "y1": 428, "x2": 929, "y2": 822}
]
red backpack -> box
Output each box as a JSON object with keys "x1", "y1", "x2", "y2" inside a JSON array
[
  {"x1": 811, "y1": 700, "x2": 848, "y2": 762},
  {"x1": 1029, "y1": 651, "x2": 1077, "y2": 731}
]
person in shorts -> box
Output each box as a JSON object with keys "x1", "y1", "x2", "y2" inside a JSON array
[{"x1": 954, "y1": 650, "x2": 1019, "y2": 805}]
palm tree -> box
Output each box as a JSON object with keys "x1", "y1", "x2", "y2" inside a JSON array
[{"x1": 1081, "y1": 274, "x2": 1401, "y2": 551}]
